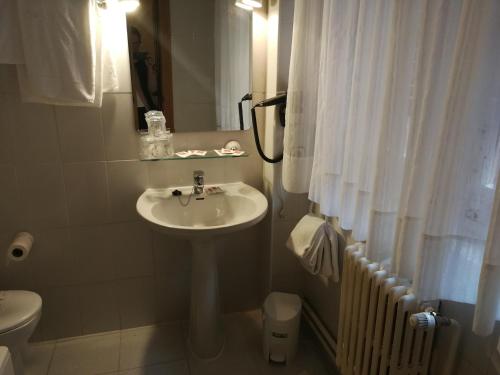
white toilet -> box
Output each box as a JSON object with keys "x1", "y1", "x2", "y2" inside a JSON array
[
  {"x1": 0, "y1": 291, "x2": 42, "y2": 375},
  {"x1": 0, "y1": 347, "x2": 15, "y2": 375}
]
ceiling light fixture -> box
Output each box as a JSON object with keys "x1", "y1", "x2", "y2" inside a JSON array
[
  {"x1": 118, "y1": 0, "x2": 140, "y2": 13},
  {"x1": 234, "y1": 1, "x2": 253, "y2": 11},
  {"x1": 241, "y1": 0, "x2": 262, "y2": 8}
]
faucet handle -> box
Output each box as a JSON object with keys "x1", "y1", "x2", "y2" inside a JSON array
[{"x1": 193, "y1": 170, "x2": 204, "y2": 177}]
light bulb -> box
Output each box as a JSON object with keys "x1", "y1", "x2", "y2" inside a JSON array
[
  {"x1": 235, "y1": 1, "x2": 253, "y2": 11},
  {"x1": 119, "y1": 0, "x2": 140, "y2": 13},
  {"x1": 242, "y1": 0, "x2": 262, "y2": 8}
]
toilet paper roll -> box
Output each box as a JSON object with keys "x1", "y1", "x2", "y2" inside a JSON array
[{"x1": 7, "y1": 232, "x2": 34, "y2": 262}]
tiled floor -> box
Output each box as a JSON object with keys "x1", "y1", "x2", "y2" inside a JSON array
[{"x1": 23, "y1": 310, "x2": 335, "y2": 375}]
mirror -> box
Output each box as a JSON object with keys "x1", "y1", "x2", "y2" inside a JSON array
[{"x1": 126, "y1": 0, "x2": 253, "y2": 133}]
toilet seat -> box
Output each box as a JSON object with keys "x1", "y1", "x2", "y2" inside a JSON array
[{"x1": 0, "y1": 291, "x2": 42, "y2": 335}]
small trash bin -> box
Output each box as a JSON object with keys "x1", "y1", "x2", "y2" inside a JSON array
[{"x1": 262, "y1": 292, "x2": 302, "y2": 364}]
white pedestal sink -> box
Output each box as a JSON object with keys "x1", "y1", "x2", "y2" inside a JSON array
[{"x1": 136, "y1": 182, "x2": 268, "y2": 359}]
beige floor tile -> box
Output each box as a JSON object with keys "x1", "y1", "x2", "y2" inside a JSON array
[
  {"x1": 188, "y1": 310, "x2": 332, "y2": 375},
  {"x1": 23, "y1": 341, "x2": 55, "y2": 375},
  {"x1": 26, "y1": 310, "x2": 332, "y2": 375},
  {"x1": 48, "y1": 332, "x2": 120, "y2": 375},
  {"x1": 257, "y1": 338, "x2": 332, "y2": 375},
  {"x1": 187, "y1": 310, "x2": 263, "y2": 375},
  {"x1": 119, "y1": 323, "x2": 186, "y2": 370},
  {"x1": 117, "y1": 360, "x2": 190, "y2": 375}
]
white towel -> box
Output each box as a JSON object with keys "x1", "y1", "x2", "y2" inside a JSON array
[
  {"x1": 286, "y1": 214, "x2": 339, "y2": 282},
  {"x1": 11, "y1": 0, "x2": 117, "y2": 106}
]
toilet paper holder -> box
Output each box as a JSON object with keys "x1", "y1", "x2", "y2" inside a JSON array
[{"x1": 6, "y1": 232, "x2": 34, "y2": 262}]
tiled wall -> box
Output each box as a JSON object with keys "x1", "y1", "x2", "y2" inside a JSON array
[{"x1": 0, "y1": 9, "x2": 266, "y2": 341}]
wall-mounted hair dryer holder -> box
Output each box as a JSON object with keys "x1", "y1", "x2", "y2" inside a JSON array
[{"x1": 242, "y1": 92, "x2": 287, "y2": 163}]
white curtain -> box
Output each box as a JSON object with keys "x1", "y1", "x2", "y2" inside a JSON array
[
  {"x1": 285, "y1": 0, "x2": 500, "y2": 335},
  {"x1": 214, "y1": 0, "x2": 251, "y2": 131},
  {"x1": 474, "y1": 177, "x2": 500, "y2": 335},
  {"x1": 282, "y1": 0, "x2": 323, "y2": 192}
]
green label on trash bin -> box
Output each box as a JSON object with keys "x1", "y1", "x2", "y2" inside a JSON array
[{"x1": 272, "y1": 332, "x2": 288, "y2": 338}]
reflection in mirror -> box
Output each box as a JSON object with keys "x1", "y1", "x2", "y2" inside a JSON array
[{"x1": 126, "y1": 0, "x2": 252, "y2": 133}]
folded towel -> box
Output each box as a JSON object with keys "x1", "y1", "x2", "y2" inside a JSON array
[{"x1": 286, "y1": 214, "x2": 339, "y2": 282}]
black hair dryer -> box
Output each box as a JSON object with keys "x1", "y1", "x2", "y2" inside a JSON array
[{"x1": 238, "y1": 92, "x2": 287, "y2": 163}]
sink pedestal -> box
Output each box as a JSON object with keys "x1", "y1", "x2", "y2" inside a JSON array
[
  {"x1": 136, "y1": 182, "x2": 268, "y2": 360},
  {"x1": 188, "y1": 238, "x2": 224, "y2": 359}
]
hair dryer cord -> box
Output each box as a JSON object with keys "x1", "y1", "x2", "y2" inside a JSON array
[{"x1": 251, "y1": 107, "x2": 283, "y2": 163}]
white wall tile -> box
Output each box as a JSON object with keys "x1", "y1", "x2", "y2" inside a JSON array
[
  {"x1": 102, "y1": 94, "x2": 139, "y2": 161},
  {"x1": 0, "y1": 94, "x2": 17, "y2": 164},
  {"x1": 107, "y1": 160, "x2": 148, "y2": 221},
  {"x1": 0, "y1": 164, "x2": 25, "y2": 234},
  {"x1": 152, "y1": 232, "x2": 191, "y2": 321},
  {"x1": 155, "y1": 275, "x2": 190, "y2": 323},
  {"x1": 79, "y1": 282, "x2": 120, "y2": 335},
  {"x1": 281, "y1": 192, "x2": 310, "y2": 220},
  {"x1": 271, "y1": 273, "x2": 305, "y2": 296},
  {"x1": 152, "y1": 232, "x2": 191, "y2": 276},
  {"x1": 13, "y1": 98, "x2": 60, "y2": 164},
  {"x1": 31, "y1": 227, "x2": 76, "y2": 288},
  {"x1": 63, "y1": 162, "x2": 110, "y2": 225},
  {"x1": 271, "y1": 220, "x2": 303, "y2": 276},
  {"x1": 69, "y1": 225, "x2": 117, "y2": 284},
  {"x1": 216, "y1": 226, "x2": 264, "y2": 312},
  {"x1": 109, "y1": 221, "x2": 154, "y2": 279},
  {"x1": 55, "y1": 106, "x2": 106, "y2": 162},
  {"x1": 197, "y1": 159, "x2": 225, "y2": 184},
  {"x1": 162, "y1": 159, "x2": 225, "y2": 187},
  {"x1": 146, "y1": 161, "x2": 171, "y2": 188},
  {"x1": 43, "y1": 286, "x2": 82, "y2": 340},
  {"x1": 161, "y1": 160, "x2": 197, "y2": 187},
  {"x1": 114, "y1": 276, "x2": 157, "y2": 329},
  {"x1": 224, "y1": 154, "x2": 263, "y2": 189},
  {"x1": 17, "y1": 163, "x2": 68, "y2": 228}
]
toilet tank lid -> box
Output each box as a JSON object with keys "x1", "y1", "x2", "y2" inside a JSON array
[{"x1": 0, "y1": 291, "x2": 42, "y2": 334}]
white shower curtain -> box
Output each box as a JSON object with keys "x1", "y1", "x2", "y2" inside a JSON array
[
  {"x1": 284, "y1": 0, "x2": 500, "y2": 335},
  {"x1": 214, "y1": 0, "x2": 251, "y2": 131}
]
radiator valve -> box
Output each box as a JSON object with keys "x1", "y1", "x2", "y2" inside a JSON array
[{"x1": 409, "y1": 311, "x2": 452, "y2": 331}]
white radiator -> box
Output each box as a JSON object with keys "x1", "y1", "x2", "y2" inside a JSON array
[{"x1": 337, "y1": 245, "x2": 435, "y2": 375}]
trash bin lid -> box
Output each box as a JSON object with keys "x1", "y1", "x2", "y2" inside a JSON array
[{"x1": 264, "y1": 292, "x2": 301, "y2": 321}]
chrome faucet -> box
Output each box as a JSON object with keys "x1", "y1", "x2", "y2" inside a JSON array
[{"x1": 193, "y1": 170, "x2": 204, "y2": 195}]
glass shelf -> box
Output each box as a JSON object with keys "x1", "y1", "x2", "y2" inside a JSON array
[{"x1": 140, "y1": 150, "x2": 249, "y2": 161}]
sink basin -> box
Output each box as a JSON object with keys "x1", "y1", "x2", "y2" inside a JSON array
[
  {"x1": 136, "y1": 182, "x2": 268, "y2": 237},
  {"x1": 136, "y1": 181, "x2": 268, "y2": 360}
]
